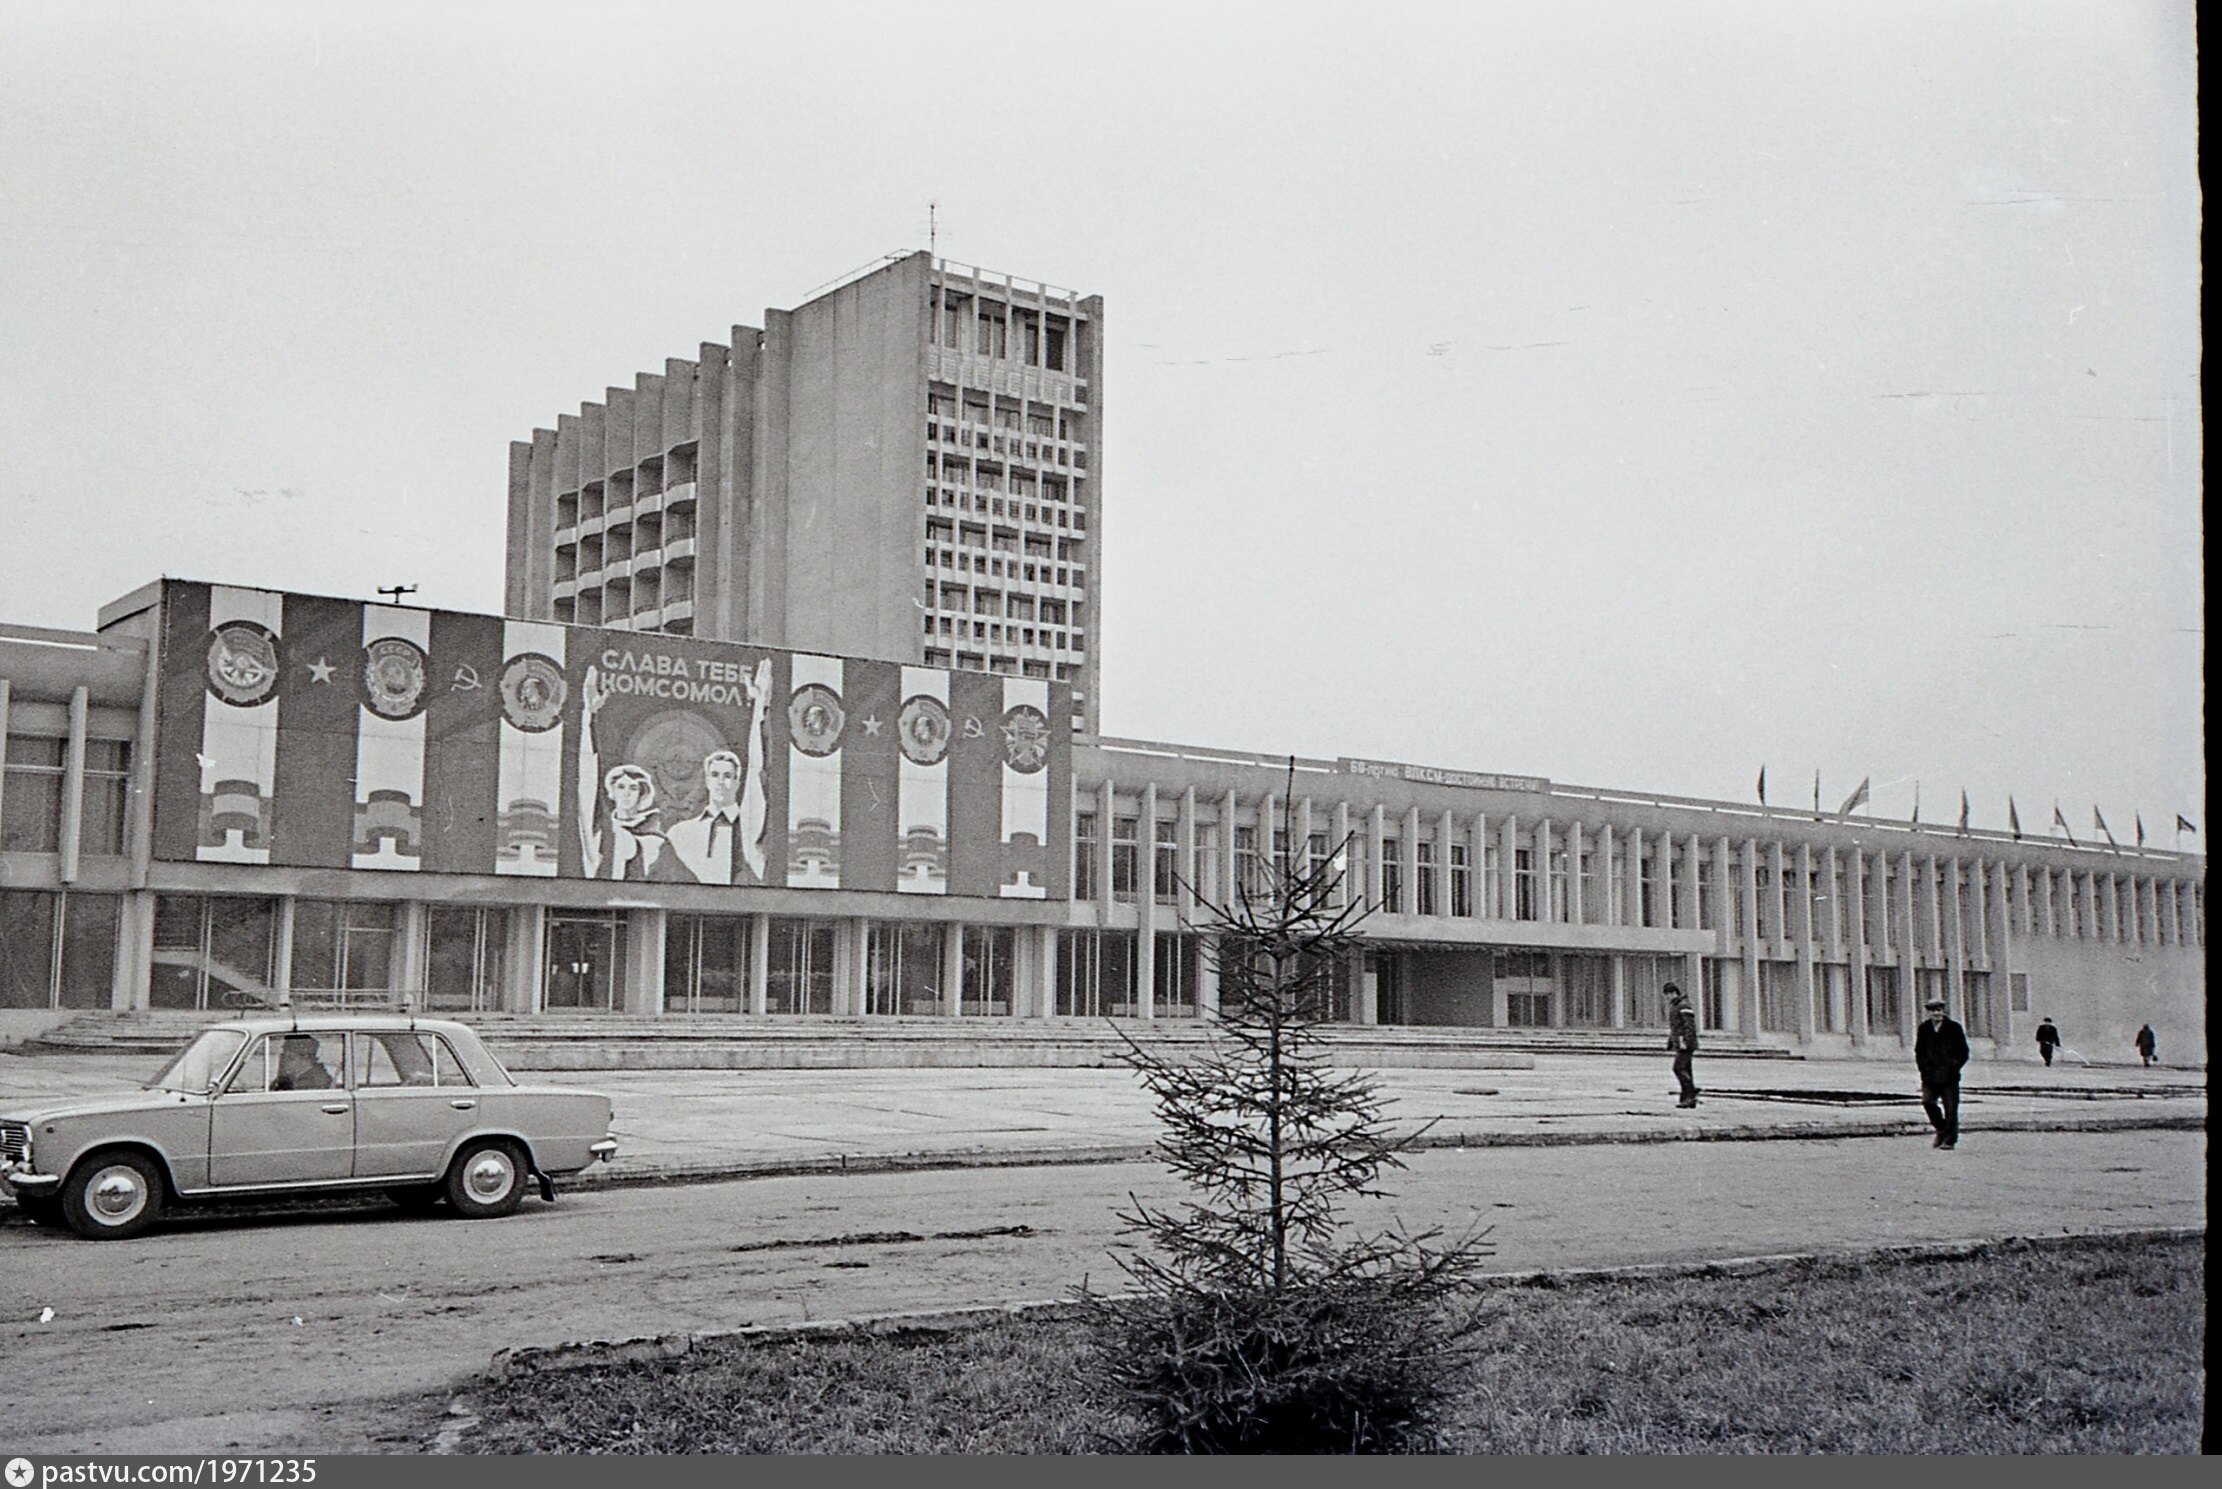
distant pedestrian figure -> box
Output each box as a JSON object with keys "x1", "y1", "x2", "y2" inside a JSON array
[
  {"x1": 1915, "y1": 997, "x2": 1970, "y2": 1149},
  {"x1": 1665, "y1": 984, "x2": 1699, "y2": 1108},
  {"x1": 2135, "y1": 1024, "x2": 2157, "y2": 1067},
  {"x1": 2035, "y1": 1018, "x2": 2060, "y2": 1067}
]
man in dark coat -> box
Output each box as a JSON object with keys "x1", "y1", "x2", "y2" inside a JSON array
[
  {"x1": 2035, "y1": 1017, "x2": 2060, "y2": 1067},
  {"x1": 1665, "y1": 984, "x2": 1699, "y2": 1108},
  {"x1": 1915, "y1": 997, "x2": 1970, "y2": 1148},
  {"x1": 2135, "y1": 1024, "x2": 2157, "y2": 1067}
]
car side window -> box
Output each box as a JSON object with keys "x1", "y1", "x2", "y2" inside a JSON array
[
  {"x1": 230, "y1": 1032, "x2": 347, "y2": 1094},
  {"x1": 358, "y1": 1032, "x2": 441, "y2": 1088}
]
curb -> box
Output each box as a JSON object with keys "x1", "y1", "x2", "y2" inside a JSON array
[{"x1": 558, "y1": 1109, "x2": 2208, "y2": 1190}]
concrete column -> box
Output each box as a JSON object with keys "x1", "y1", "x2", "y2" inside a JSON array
[
  {"x1": 1436, "y1": 809, "x2": 1456, "y2": 918},
  {"x1": 1845, "y1": 848, "x2": 1870, "y2": 1044},
  {"x1": 748, "y1": 913, "x2": 770, "y2": 1015},
  {"x1": 1793, "y1": 843, "x2": 1817, "y2": 1041},
  {"x1": 1501, "y1": 815, "x2": 1520, "y2": 920},
  {"x1": 1332, "y1": 801, "x2": 1353, "y2": 906},
  {"x1": 1259, "y1": 790, "x2": 1279, "y2": 890},
  {"x1": 942, "y1": 920, "x2": 966, "y2": 1017},
  {"x1": 1987, "y1": 862, "x2": 2015, "y2": 1038},
  {"x1": 1219, "y1": 789, "x2": 1239, "y2": 910},
  {"x1": 844, "y1": 916, "x2": 871, "y2": 1017},
  {"x1": 1536, "y1": 817, "x2": 1555, "y2": 923},
  {"x1": 1738, "y1": 840, "x2": 1762, "y2": 1033},
  {"x1": 1402, "y1": 806, "x2": 1422, "y2": 916},
  {"x1": 1036, "y1": 923, "x2": 1059, "y2": 1020},
  {"x1": 1599, "y1": 824, "x2": 1618, "y2": 924},
  {"x1": 1679, "y1": 826, "x2": 1697, "y2": 933},
  {"x1": 1177, "y1": 787, "x2": 1198, "y2": 916},
  {"x1": 112, "y1": 892, "x2": 153, "y2": 1010},
  {"x1": 1095, "y1": 778, "x2": 1116, "y2": 914},
  {"x1": 1893, "y1": 853, "x2": 1918, "y2": 1042},
  {"x1": 273, "y1": 897, "x2": 297, "y2": 1000},
  {"x1": 626, "y1": 909, "x2": 666, "y2": 1015},
  {"x1": 2102, "y1": 872, "x2": 2121, "y2": 943},
  {"x1": 1944, "y1": 857, "x2": 1968, "y2": 1022},
  {"x1": 1470, "y1": 814, "x2": 1490, "y2": 918},
  {"x1": 1368, "y1": 805, "x2": 1387, "y2": 911},
  {"x1": 58, "y1": 686, "x2": 89, "y2": 883},
  {"x1": 0, "y1": 679, "x2": 11, "y2": 833},
  {"x1": 1137, "y1": 782, "x2": 1159, "y2": 1019},
  {"x1": 1356, "y1": 956, "x2": 1378, "y2": 1025},
  {"x1": 1293, "y1": 797, "x2": 1314, "y2": 889},
  {"x1": 1968, "y1": 857, "x2": 1990, "y2": 968},
  {"x1": 1193, "y1": 932, "x2": 1218, "y2": 1020},
  {"x1": 1629, "y1": 828, "x2": 1649, "y2": 929},
  {"x1": 1568, "y1": 820, "x2": 1586, "y2": 924},
  {"x1": 397, "y1": 901, "x2": 429, "y2": 1004},
  {"x1": 1608, "y1": 956, "x2": 1626, "y2": 1029},
  {"x1": 510, "y1": 904, "x2": 546, "y2": 1014}
]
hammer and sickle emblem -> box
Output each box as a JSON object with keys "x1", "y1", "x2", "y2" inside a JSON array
[
  {"x1": 452, "y1": 664, "x2": 484, "y2": 692},
  {"x1": 962, "y1": 716, "x2": 985, "y2": 739}
]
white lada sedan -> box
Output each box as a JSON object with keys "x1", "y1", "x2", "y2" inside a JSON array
[{"x1": 1, "y1": 1014, "x2": 617, "y2": 1239}]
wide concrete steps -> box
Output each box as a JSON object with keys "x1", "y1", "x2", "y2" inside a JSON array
[{"x1": 8, "y1": 1010, "x2": 1801, "y2": 1070}]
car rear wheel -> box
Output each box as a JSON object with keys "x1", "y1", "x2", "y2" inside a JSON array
[
  {"x1": 61, "y1": 1152, "x2": 165, "y2": 1240},
  {"x1": 443, "y1": 1139, "x2": 527, "y2": 1219}
]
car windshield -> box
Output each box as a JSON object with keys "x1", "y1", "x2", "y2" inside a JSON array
[{"x1": 147, "y1": 1029, "x2": 250, "y2": 1093}]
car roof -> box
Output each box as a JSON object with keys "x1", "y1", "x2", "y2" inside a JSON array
[{"x1": 206, "y1": 1014, "x2": 479, "y2": 1037}]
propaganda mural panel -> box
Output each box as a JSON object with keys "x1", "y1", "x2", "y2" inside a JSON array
[{"x1": 152, "y1": 581, "x2": 1072, "y2": 899}]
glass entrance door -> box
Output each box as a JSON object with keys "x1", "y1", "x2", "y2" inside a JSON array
[{"x1": 545, "y1": 913, "x2": 622, "y2": 1011}]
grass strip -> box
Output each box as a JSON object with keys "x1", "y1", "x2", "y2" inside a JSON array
[{"x1": 456, "y1": 1231, "x2": 2203, "y2": 1454}]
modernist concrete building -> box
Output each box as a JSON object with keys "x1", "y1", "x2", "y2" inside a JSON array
[
  {"x1": 0, "y1": 580, "x2": 2205, "y2": 1067},
  {"x1": 505, "y1": 253, "x2": 1104, "y2": 736},
  {"x1": 0, "y1": 253, "x2": 2203, "y2": 1066}
]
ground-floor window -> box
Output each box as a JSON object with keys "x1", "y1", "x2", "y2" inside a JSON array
[
  {"x1": 1913, "y1": 967, "x2": 1951, "y2": 1019},
  {"x1": 1865, "y1": 965, "x2": 1902, "y2": 1034},
  {"x1": 1700, "y1": 957, "x2": 1729, "y2": 1030},
  {"x1": 868, "y1": 922, "x2": 944, "y2": 1015},
  {"x1": 1057, "y1": 929, "x2": 1135, "y2": 1017},
  {"x1": 0, "y1": 889, "x2": 117, "y2": 1009},
  {"x1": 545, "y1": 910, "x2": 625, "y2": 1012},
  {"x1": 667, "y1": 913, "x2": 749, "y2": 1014},
  {"x1": 766, "y1": 916, "x2": 835, "y2": 1015},
  {"x1": 426, "y1": 906, "x2": 509, "y2": 1012},
  {"x1": 1623, "y1": 954, "x2": 1681, "y2": 1029},
  {"x1": 1961, "y1": 970, "x2": 1993, "y2": 1038},
  {"x1": 291, "y1": 898, "x2": 400, "y2": 999},
  {"x1": 1153, "y1": 933, "x2": 1198, "y2": 1018},
  {"x1": 960, "y1": 925, "x2": 1016, "y2": 1015},
  {"x1": 1758, "y1": 960, "x2": 1800, "y2": 1033},
  {"x1": 151, "y1": 894, "x2": 276, "y2": 1009},
  {"x1": 1562, "y1": 954, "x2": 1610, "y2": 1028}
]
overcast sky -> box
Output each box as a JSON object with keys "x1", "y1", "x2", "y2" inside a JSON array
[{"x1": 0, "y1": 0, "x2": 2201, "y2": 843}]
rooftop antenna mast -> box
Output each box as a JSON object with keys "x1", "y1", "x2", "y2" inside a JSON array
[{"x1": 377, "y1": 584, "x2": 418, "y2": 606}]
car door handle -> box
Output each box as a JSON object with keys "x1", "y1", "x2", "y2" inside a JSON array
[
  {"x1": 449, "y1": 1099, "x2": 477, "y2": 1110},
  {"x1": 321, "y1": 1104, "x2": 349, "y2": 1115}
]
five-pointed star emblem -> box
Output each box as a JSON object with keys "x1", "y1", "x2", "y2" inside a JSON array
[
  {"x1": 860, "y1": 713, "x2": 883, "y2": 736},
  {"x1": 307, "y1": 656, "x2": 336, "y2": 684}
]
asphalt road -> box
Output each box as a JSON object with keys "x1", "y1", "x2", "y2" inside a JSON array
[{"x1": 0, "y1": 1127, "x2": 2202, "y2": 1455}]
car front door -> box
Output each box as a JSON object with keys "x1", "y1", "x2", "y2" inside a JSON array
[
  {"x1": 208, "y1": 1031, "x2": 356, "y2": 1186},
  {"x1": 350, "y1": 1029, "x2": 483, "y2": 1180}
]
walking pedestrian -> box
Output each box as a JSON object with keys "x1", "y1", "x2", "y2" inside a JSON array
[
  {"x1": 2135, "y1": 1023, "x2": 2158, "y2": 1067},
  {"x1": 1915, "y1": 997, "x2": 1970, "y2": 1149},
  {"x1": 1665, "y1": 984, "x2": 1699, "y2": 1108},
  {"x1": 2035, "y1": 1017, "x2": 2060, "y2": 1067}
]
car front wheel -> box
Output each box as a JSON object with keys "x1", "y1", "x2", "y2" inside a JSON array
[
  {"x1": 61, "y1": 1152, "x2": 165, "y2": 1240},
  {"x1": 444, "y1": 1139, "x2": 527, "y2": 1219}
]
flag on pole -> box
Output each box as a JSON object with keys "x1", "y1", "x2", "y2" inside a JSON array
[
  {"x1": 2093, "y1": 806, "x2": 2119, "y2": 851},
  {"x1": 1910, "y1": 781, "x2": 1921, "y2": 824},
  {"x1": 1836, "y1": 777, "x2": 1870, "y2": 817},
  {"x1": 1812, "y1": 770, "x2": 1822, "y2": 815},
  {"x1": 2177, "y1": 813, "x2": 2198, "y2": 835},
  {"x1": 1756, "y1": 765, "x2": 1767, "y2": 806},
  {"x1": 2052, "y1": 803, "x2": 2075, "y2": 846},
  {"x1": 2135, "y1": 813, "x2": 2145, "y2": 849},
  {"x1": 2008, "y1": 797, "x2": 2022, "y2": 840},
  {"x1": 1957, "y1": 789, "x2": 1971, "y2": 834}
]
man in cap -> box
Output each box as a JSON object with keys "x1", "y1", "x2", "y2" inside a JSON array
[
  {"x1": 1914, "y1": 996, "x2": 1970, "y2": 1148},
  {"x1": 1665, "y1": 984, "x2": 1699, "y2": 1108}
]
